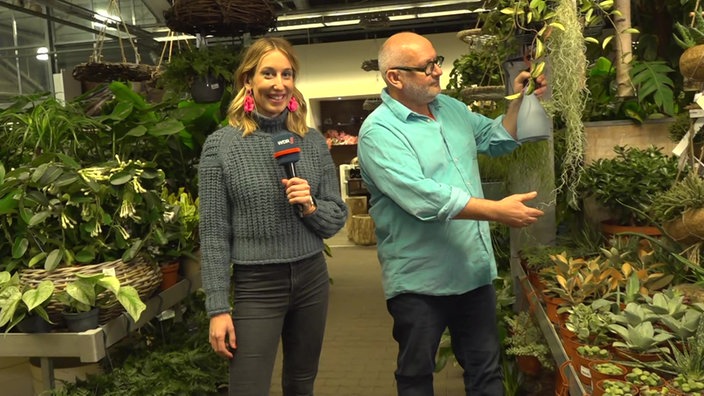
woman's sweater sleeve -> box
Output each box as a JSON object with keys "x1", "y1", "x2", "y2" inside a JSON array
[
  {"x1": 301, "y1": 131, "x2": 348, "y2": 239},
  {"x1": 198, "y1": 131, "x2": 234, "y2": 316}
]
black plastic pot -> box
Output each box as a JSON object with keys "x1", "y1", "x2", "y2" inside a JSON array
[
  {"x1": 16, "y1": 314, "x2": 53, "y2": 333},
  {"x1": 190, "y1": 74, "x2": 225, "y2": 103},
  {"x1": 62, "y1": 307, "x2": 100, "y2": 332}
]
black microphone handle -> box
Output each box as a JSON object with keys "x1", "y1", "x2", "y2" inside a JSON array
[{"x1": 283, "y1": 162, "x2": 297, "y2": 179}]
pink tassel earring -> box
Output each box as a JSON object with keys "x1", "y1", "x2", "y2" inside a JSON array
[
  {"x1": 244, "y1": 89, "x2": 255, "y2": 114},
  {"x1": 287, "y1": 96, "x2": 299, "y2": 112}
]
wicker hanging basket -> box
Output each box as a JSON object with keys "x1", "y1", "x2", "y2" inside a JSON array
[
  {"x1": 19, "y1": 257, "x2": 162, "y2": 324},
  {"x1": 165, "y1": 0, "x2": 276, "y2": 37},
  {"x1": 680, "y1": 44, "x2": 704, "y2": 82},
  {"x1": 72, "y1": 62, "x2": 156, "y2": 83},
  {"x1": 72, "y1": 0, "x2": 156, "y2": 83}
]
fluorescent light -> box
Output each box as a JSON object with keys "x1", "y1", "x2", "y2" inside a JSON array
[
  {"x1": 276, "y1": 23, "x2": 326, "y2": 31},
  {"x1": 278, "y1": 14, "x2": 323, "y2": 22},
  {"x1": 388, "y1": 15, "x2": 417, "y2": 21},
  {"x1": 324, "y1": 19, "x2": 360, "y2": 27},
  {"x1": 154, "y1": 34, "x2": 197, "y2": 42},
  {"x1": 418, "y1": 9, "x2": 471, "y2": 18}
]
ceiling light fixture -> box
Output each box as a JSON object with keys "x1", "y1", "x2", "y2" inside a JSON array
[
  {"x1": 276, "y1": 22, "x2": 326, "y2": 31},
  {"x1": 323, "y1": 19, "x2": 361, "y2": 27}
]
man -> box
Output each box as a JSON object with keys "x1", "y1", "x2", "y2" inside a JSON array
[{"x1": 357, "y1": 32, "x2": 547, "y2": 396}]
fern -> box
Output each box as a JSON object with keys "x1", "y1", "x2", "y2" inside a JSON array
[{"x1": 629, "y1": 60, "x2": 676, "y2": 117}]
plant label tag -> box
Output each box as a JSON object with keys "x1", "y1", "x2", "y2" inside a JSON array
[{"x1": 102, "y1": 267, "x2": 116, "y2": 277}]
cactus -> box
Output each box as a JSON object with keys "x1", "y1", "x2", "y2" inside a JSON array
[{"x1": 674, "y1": 9, "x2": 704, "y2": 49}]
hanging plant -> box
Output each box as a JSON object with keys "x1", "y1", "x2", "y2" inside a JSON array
[{"x1": 547, "y1": 0, "x2": 589, "y2": 208}]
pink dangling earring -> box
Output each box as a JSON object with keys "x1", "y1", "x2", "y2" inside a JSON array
[
  {"x1": 244, "y1": 89, "x2": 255, "y2": 114},
  {"x1": 287, "y1": 96, "x2": 299, "y2": 112}
]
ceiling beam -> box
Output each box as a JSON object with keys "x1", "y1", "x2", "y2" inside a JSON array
[
  {"x1": 30, "y1": 0, "x2": 159, "y2": 45},
  {"x1": 0, "y1": 0, "x2": 121, "y2": 41},
  {"x1": 139, "y1": 0, "x2": 170, "y2": 23}
]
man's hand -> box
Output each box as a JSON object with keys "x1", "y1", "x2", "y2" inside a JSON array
[{"x1": 495, "y1": 191, "x2": 545, "y2": 228}]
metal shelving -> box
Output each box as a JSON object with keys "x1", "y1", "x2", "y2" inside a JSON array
[
  {"x1": 510, "y1": 256, "x2": 587, "y2": 396},
  {"x1": 0, "y1": 276, "x2": 200, "y2": 393}
]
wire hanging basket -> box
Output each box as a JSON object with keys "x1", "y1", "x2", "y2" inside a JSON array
[
  {"x1": 165, "y1": 0, "x2": 276, "y2": 37},
  {"x1": 72, "y1": 0, "x2": 156, "y2": 83}
]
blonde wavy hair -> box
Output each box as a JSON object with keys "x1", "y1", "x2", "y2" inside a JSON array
[{"x1": 227, "y1": 37, "x2": 309, "y2": 137}]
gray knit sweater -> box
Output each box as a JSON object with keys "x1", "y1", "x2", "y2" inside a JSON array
[{"x1": 198, "y1": 110, "x2": 348, "y2": 316}]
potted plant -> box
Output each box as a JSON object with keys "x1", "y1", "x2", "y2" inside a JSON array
[
  {"x1": 57, "y1": 273, "x2": 146, "y2": 332},
  {"x1": 673, "y1": 6, "x2": 704, "y2": 82},
  {"x1": 625, "y1": 367, "x2": 665, "y2": 390},
  {"x1": 594, "y1": 379, "x2": 639, "y2": 396},
  {"x1": 504, "y1": 311, "x2": 554, "y2": 376},
  {"x1": 608, "y1": 301, "x2": 675, "y2": 361},
  {"x1": 589, "y1": 362, "x2": 629, "y2": 391},
  {"x1": 649, "y1": 173, "x2": 704, "y2": 246},
  {"x1": 0, "y1": 271, "x2": 54, "y2": 333},
  {"x1": 157, "y1": 44, "x2": 242, "y2": 103},
  {"x1": 579, "y1": 145, "x2": 682, "y2": 232},
  {"x1": 0, "y1": 156, "x2": 169, "y2": 272}
]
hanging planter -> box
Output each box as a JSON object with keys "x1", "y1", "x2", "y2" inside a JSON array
[
  {"x1": 165, "y1": 0, "x2": 275, "y2": 37},
  {"x1": 71, "y1": 0, "x2": 155, "y2": 83},
  {"x1": 190, "y1": 74, "x2": 225, "y2": 103},
  {"x1": 679, "y1": 44, "x2": 704, "y2": 82}
]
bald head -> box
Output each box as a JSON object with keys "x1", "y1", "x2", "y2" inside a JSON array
[{"x1": 378, "y1": 32, "x2": 435, "y2": 79}]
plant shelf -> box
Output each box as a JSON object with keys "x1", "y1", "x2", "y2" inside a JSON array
[
  {"x1": 510, "y1": 256, "x2": 587, "y2": 396},
  {"x1": 0, "y1": 276, "x2": 201, "y2": 393}
]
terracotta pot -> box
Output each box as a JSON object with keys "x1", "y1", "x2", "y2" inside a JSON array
[
  {"x1": 559, "y1": 327, "x2": 581, "y2": 364},
  {"x1": 680, "y1": 44, "x2": 704, "y2": 82},
  {"x1": 515, "y1": 355, "x2": 542, "y2": 377},
  {"x1": 542, "y1": 292, "x2": 567, "y2": 325},
  {"x1": 593, "y1": 379, "x2": 639, "y2": 396},
  {"x1": 159, "y1": 261, "x2": 181, "y2": 291},
  {"x1": 575, "y1": 350, "x2": 613, "y2": 387},
  {"x1": 554, "y1": 361, "x2": 571, "y2": 396},
  {"x1": 589, "y1": 361, "x2": 628, "y2": 390}
]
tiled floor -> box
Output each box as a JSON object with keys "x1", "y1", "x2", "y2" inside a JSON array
[{"x1": 268, "y1": 229, "x2": 467, "y2": 396}]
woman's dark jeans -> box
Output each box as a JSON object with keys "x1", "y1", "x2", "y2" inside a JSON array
[
  {"x1": 386, "y1": 284, "x2": 503, "y2": 396},
  {"x1": 229, "y1": 253, "x2": 329, "y2": 396}
]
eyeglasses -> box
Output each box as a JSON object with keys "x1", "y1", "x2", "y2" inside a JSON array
[{"x1": 390, "y1": 56, "x2": 444, "y2": 76}]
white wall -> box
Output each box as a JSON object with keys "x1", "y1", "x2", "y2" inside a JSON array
[{"x1": 292, "y1": 32, "x2": 469, "y2": 127}]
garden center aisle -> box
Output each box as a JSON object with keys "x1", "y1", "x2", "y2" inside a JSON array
[{"x1": 268, "y1": 236, "x2": 467, "y2": 396}]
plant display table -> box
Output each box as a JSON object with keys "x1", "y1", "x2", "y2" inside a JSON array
[
  {"x1": 510, "y1": 256, "x2": 588, "y2": 396},
  {"x1": 0, "y1": 277, "x2": 200, "y2": 393}
]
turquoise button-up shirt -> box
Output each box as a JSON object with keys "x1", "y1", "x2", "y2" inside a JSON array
[{"x1": 357, "y1": 89, "x2": 520, "y2": 300}]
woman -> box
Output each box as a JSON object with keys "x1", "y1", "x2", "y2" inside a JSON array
[{"x1": 198, "y1": 37, "x2": 348, "y2": 396}]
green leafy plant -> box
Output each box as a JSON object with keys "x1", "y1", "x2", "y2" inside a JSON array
[
  {"x1": 157, "y1": 44, "x2": 242, "y2": 99},
  {"x1": 50, "y1": 292, "x2": 228, "y2": 396},
  {"x1": 57, "y1": 273, "x2": 146, "y2": 322},
  {"x1": 661, "y1": 319, "x2": 704, "y2": 394},
  {"x1": 599, "y1": 379, "x2": 637, "y2": 396},
  {"x1": 504, "y1": 311, "x2": 554, "y2": 370},
  {"x1": 625, "y1": 367, "x2": 664, "y2": 388},
  {"x1": 673, "y1": 8, "x2": 704, "y2": 49},
  {"x1": 580, "y1": 145, "x2": 681, "y2": 226},
  {"x1": 0, "y1": 271, "x2": 54, "y2": 333},
  {"x1": 0, "y1": 156, "x2": 169, "y2": 272},
  {"x1": 649, "y1": 173, "x2": 704, "y2": 224},
  {"x1": 564, "y1": 299, "x2": 614, "y2": 345},
  {"x1": 608, "y1": 311, "x2": 674, "y2": 354}
]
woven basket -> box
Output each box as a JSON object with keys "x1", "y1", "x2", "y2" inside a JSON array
[
  {"x1": 72, "y1": 62, "x2": 157, "y2": 83},
  {"x1": 19, "y1": 257, "x2": 162, "y2": 324},
  {"x1": 165, "y1": 0, "x2": 275, "y2": 36}
]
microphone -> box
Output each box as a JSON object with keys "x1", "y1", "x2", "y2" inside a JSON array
[{"x1": 272, "y1": 132, "x2": 301, "y2": 178}]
